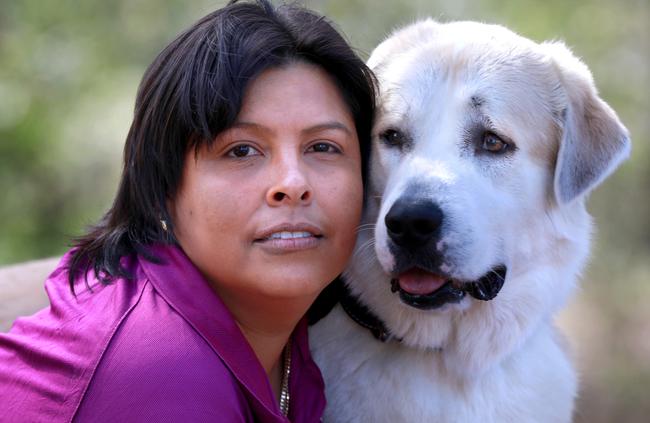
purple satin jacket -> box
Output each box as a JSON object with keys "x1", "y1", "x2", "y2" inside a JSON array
[{"x1": 0, "y1": 244, "x2": 326, "y2": 422}]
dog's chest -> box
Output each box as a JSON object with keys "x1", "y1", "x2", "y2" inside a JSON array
[{"x1": 309, "y1": 306, "x2": 575, "y2": 423}]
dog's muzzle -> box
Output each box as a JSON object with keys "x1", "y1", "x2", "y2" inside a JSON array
[{"x1": 383, "y1": 196, "x2": 507, "y2": 309}]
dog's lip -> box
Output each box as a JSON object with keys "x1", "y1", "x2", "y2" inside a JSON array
[
  {"x1": 391, "y1": 266, "x2": 507, "y2": 308},
  {"x1": 462, "y1": 266, "x2": 507, "y2": 301},
  {"x1": 394, "y1": 280, "x2": 466, "y2": 310}
]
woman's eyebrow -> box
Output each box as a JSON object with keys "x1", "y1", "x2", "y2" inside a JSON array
[
  {"x1": 230, "y1": 121, "x2": 272, "y2": 134},
  {"x1": 302, "y1": 122, "x2": 352, "y2": 135},
  {"x1": 230, "y1": 121, "x2": 352, "y2": 135}
]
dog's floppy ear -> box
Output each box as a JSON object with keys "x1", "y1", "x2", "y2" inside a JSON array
[{"x1": 543, "y1": 42, "x2": 631, "y2": 205}]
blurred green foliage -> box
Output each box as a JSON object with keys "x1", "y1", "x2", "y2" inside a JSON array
[{"x1": 0, "y1": 0, "x2": 648, "y2": 421}]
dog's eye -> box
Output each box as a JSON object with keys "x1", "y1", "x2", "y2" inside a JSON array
[
  {"x1": 481, "y1": 133, "x2": 508, "y2": 153},
  {"x1": 380, "y1": 129, "x2": 406, "y2": 148}
]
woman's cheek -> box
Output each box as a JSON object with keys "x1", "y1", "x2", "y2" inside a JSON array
[{"x1": 332, "y1": 173, "x2": 363, "y2": 244}]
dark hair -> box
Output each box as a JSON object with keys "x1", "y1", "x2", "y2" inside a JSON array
[{"x1": 68, "y1": 0, "x2": 376, "y2": 290}]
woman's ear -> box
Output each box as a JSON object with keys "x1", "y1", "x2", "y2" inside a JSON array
[{"x1": 542, "y1": 41, "x2": 631, "y2": 205}]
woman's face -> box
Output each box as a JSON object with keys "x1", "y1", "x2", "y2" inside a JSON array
[{"x1": 171, "y1": 62, "x2": 363, "y2": 303}]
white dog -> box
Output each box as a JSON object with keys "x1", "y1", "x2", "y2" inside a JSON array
[{"x1": 310, "y1": 20, "x2": 630, "y2": 423}]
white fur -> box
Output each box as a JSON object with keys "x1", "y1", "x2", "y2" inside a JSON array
[{"x1": 311, "y1": 20, "x2": 630, "y2": 423}]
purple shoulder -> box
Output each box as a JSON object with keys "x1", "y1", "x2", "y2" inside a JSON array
[
  {"x1": 0, "y1": 251, "x2": 148, "y2": 423},
  {"x1": 73, "y1": 280, "x2": 253, "y2": 422}
]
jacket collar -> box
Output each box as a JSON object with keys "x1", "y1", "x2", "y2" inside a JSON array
[{"x1": 139, "y1": 243, "x2": 283, "y2": 417}]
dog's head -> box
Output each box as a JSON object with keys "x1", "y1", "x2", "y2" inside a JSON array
[{"x1": 347, "y1": 20, "x2": 630, "y2": 359}]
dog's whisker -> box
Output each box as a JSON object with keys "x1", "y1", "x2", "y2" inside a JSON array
[
  {"x1": 352, "y1": 244, "x2": 376, "y2": 265},
  {"x1": 355, "y1": 224, "x2": 376, "y2": 234},
  {"x1": 354, "y1": 239, "x2": 376, "y2": 259}
]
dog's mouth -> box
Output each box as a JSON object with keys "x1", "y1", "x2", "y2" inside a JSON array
[{"x1": 390, "y1": 266, "x2": 507, "y2": 310}]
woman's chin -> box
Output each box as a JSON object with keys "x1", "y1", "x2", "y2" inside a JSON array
[{"x1": 258, "y1": 280, "x2": 328, "y2": 301}]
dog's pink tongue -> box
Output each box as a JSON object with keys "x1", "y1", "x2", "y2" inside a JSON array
[{"x1": 398, "y1": 268, "x2": 447, "y2": 295}]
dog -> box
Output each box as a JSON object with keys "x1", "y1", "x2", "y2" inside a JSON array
[{"x1": 309, "y1": 19, "x2": 630, "y2": 423}]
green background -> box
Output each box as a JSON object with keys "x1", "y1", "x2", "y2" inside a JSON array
[{"x1": 1, "y1": 0, "x2": 648, "y2": 421}]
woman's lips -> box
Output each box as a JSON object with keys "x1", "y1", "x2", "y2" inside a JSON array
[
  {"x1": 264, "y1": 231, "x2": 314, "y2": 240},
  {"x1": 256, "y1": 235, "x2": 321, "y2": 252},
  {"x1": 254, "y1": 224, "x2": 324, "y2": 253}
]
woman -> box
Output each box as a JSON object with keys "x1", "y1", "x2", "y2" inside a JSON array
[{"x1": 0, "y1": 1, "x2": 375, "y2": 421}]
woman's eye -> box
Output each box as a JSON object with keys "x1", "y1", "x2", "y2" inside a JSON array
[
  {"x1": 481, "y1": 133, "x2": 509, "y2": 154},
  {"x1": 308, "y1": 142, "x2": 340, "y2": 153},
  {"x1": 227, "y1": 144, "x2": 260, "y2": 158}
]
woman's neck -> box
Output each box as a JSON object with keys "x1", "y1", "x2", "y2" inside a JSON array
[
  {"x1": 235, "y1": 316, "x2": 291, "y2": 399},
  {"x1": 233, "y1": 298, "x2": 308, "y2": 401},
  {"x1": 234, "y1": 311, "x2": 295, "y2": 375},
  {"x1": 216, "y1": 289, "x2": 314, "y2": 394}
]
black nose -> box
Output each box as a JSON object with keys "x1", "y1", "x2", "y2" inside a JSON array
[{"x1": 385, "y1": 199, "x2": 443, "y2": 248}]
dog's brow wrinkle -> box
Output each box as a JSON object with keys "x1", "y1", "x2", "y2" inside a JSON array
[
  {"x1": 382, "y1": 87, "x2": 411, "y2": 110},
  {"x1": 481, "y1": 114, "x2": 495, "y2": 131},
  {"x1": 471, "y1": 95, "x2": 485, "y2": 108}
]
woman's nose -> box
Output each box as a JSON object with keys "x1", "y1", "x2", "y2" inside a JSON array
[{"x1": 265, "y1": 154, "x2": 312, "y2": 206}]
